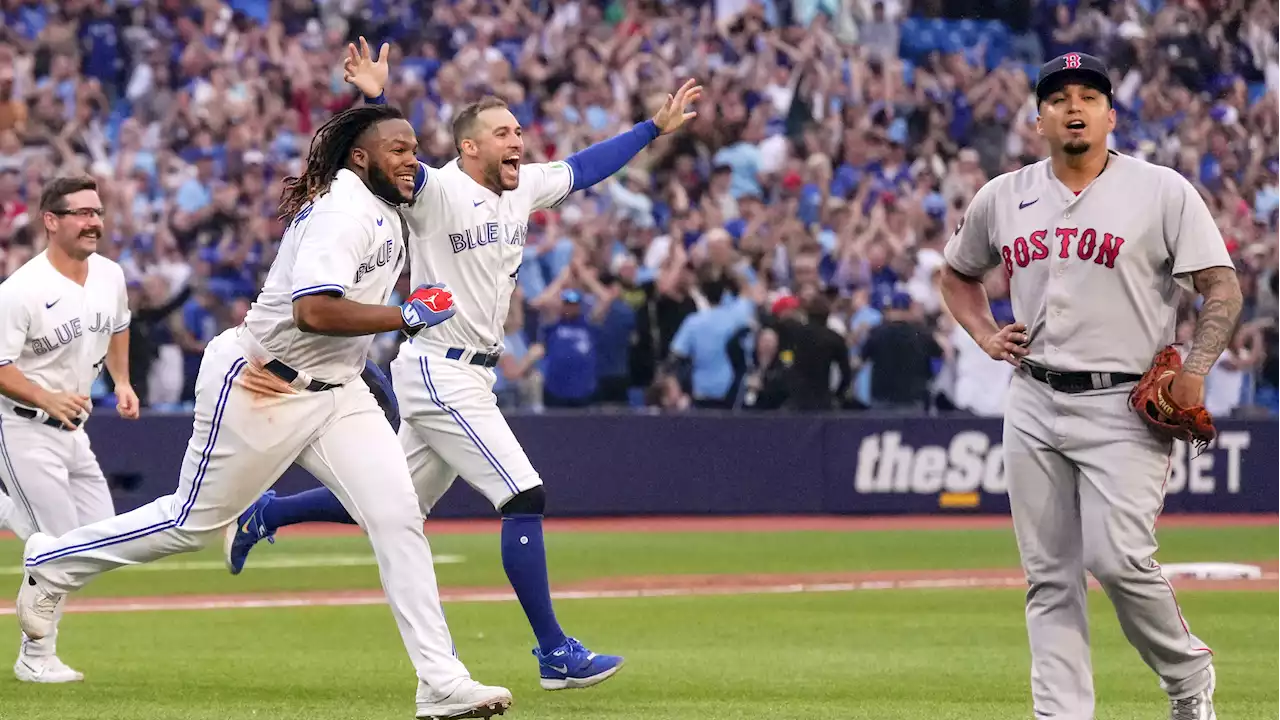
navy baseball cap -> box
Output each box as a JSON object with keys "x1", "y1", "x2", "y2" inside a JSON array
[{"x1": 1035, "y1": 52, "x2": 1112, "y2": 104}]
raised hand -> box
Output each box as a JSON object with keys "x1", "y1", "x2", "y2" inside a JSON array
[
  {"x1": 652, "y1": 78, "x2": 703, "y2": 135},
  {"x1": 343, "y1": 36, "x2": 390, "y2": 98}
]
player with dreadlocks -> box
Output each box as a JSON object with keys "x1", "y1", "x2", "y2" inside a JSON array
[{"x1": 17, "y1": 106, "x2": 517, "y2": 718}]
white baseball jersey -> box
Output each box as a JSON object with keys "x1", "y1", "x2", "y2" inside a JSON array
[
  {"x1": 943, "y1": 151, "x2": 1234, "y2": 374},
  {"x1": 243, "y1": 168, "x2": 408, "y2": 385},
  {"x1": 401, "y1": 159, "x2": 573, "y2": 352},
  {"x1": 0, "y1": 251, "x2": 130, "y2": 398}
]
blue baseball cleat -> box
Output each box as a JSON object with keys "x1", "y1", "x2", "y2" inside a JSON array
[
  {"x1": 223, "y1": 490, "x2": 277, "y2": 575},
  {"x1": 532, "y1": 637, "x2": 624, "y2": 690}
]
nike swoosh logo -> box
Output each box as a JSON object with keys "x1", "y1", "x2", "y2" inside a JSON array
[
  {"x1": 240, "y1": 512, "x2": 256, "y2": 535},
  {"x1": 549, "y1": 664, "x2": 568, "y2": 674},
  {"x1": 473, "y1": 200, "x2": 484, "y2": 207},
  {"x1": 45, "y1": 299, "x2": 59, "y2": 309},
  {"x1": 1019, "y1": 199, "x2": 1038, "y2": 210},
  {"x1": 377, "y1": 218, "x2": 384, "y2": 226}
]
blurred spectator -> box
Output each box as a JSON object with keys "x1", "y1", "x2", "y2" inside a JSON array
[
  {"x1": 174, "y1": 286, "x2": 219, "y2": 403},
  {"x1": 944, "y1": 303, "x2": 1016, "y2": 417},
  {"x1": 740, "y1": 325, "x2": 790, "y2": 411},
  {"x1": 539, "y1": 289, "x2": 600, "y2": 409},
  {"x1": 860, "y1": 292, "x2": 943, "y2": 412},
  {"x1": 1204, "y1": 318, "x2": 1267, "y2": 417},
  {"x1": 495, "y1": 288, "x2": 546, "y2": 411},
  {"x1": 669, "y1": 276, "x2": 759, "y2": 409},
  {"x1": 768, "y1": 293, "x2": 852, "y2": 411}
]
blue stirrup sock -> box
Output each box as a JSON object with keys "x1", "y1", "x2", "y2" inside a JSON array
[
  {"x1": 501, "y1": 513, "x2": 568, "y2": 653},
  {"x1": 260, "y1": 487, "x2": 356, "y2": 532}
]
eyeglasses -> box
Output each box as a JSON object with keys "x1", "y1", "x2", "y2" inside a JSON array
[{"x1": 50, "y1": 207, "x2": 106, "y2": 218}]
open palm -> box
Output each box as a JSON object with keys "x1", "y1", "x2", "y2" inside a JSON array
[
  {"x1": 343, "y1": 36, "x2": 389, "y2": 98},
  {"x1": 652, "y1": 78, "x2": 704, "y2": 135}
]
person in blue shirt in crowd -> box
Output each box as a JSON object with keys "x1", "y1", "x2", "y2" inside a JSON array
[
  {"x1": 539, "y1": 290, "x2": 600, "y2": 409},
  {"x1": 576, "y1": 266, "x2": 638, "y2": 405},
  {"x1": 173, "y1": 285, "x2": 220, "y2": 403},
  {"x1": 668, "y1": 275, "x2": 759, "y2": 409}
]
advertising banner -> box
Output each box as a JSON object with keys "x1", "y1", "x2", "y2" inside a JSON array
[{"x1": 80, "y1": 413, "x2": 1276, "y2": 518}]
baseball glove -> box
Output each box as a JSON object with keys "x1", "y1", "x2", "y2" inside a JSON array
[{"x1": 1128, "y1": 346, "x2": 1217, "y2": 454}]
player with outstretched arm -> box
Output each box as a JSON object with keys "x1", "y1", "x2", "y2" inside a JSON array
[
  {"x1": 939, "y1": 52, "x2": 1237, "y2": 720},
  {"x1": 16, "y1": 105, "x2": 514, "y2": 719},
  {"x1": 223, "y1": 39, "x2": 701, "y2": 691}
]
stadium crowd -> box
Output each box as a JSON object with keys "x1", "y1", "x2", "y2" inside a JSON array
[{"x1": 0, "y1": 0, "x2": 1276, "y2": 418}]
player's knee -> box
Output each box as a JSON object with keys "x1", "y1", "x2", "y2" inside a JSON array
[
  {"x1": 1083, "y1": 545, "x2": 1147, "y2": 588},
  {"x1": 500, "y1": 485, "x2": 545, "y2": 516}
]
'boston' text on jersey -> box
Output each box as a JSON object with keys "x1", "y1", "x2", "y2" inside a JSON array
[{"x1": 1001, "y1": 227, "x2": 1125, "y2": 277}]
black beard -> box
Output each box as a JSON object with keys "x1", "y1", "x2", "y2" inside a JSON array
[
  {"x1": 367, "y1": 164, "x2": 409, "y2": 205},
  {"x1": 1063, "y1": 139, "x2": 1091, "y2": 156}
]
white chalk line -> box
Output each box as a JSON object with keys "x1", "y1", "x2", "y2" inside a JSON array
[
  {"x1": 0, "y1": 553, "x2": 465, "y2": 575},
  {"x1": 0, "y1": 572, "x2": 1273, "y2": 617}
]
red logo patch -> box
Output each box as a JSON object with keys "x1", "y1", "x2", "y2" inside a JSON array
[
  {"x1": 422, "y1": 288, "x2": 453, "y2": 312},
  {"x1": 1064, "y1": 53, "x2": 1081, "y2": 69}
]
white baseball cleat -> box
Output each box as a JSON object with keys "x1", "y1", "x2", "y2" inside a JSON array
[
  {"x1": 14, "y1": 654, "x2": 84, "y2": 683},
  {"x1": 1170, "y1": 664, "x2": 1216, "y2": 720},
  {"x1": 416, "y1": 679, "x2": 513, "y2": 719},
  {"x1": 17, "y1": 536, "x2": 64, "y2": 641}
]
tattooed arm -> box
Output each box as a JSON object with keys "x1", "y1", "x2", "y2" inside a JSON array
[{"x1": 1183, "y1": 266, "x2": 1244, "y2": 376}]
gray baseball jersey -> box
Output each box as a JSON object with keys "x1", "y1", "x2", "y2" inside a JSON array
[
  {"x1": 944, "y1": 150, "x2": 1227, "y2": 718},
  {"x1": 944, "y1": 150, "x2": 1233, "y2": 373}
]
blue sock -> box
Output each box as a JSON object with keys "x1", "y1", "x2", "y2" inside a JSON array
[
  {"x1": 260, "y1": 487, "x2": 356, "y2": 532},
  {"x1": 501, "y1": 514, "x2": 567, "y2": 654}
]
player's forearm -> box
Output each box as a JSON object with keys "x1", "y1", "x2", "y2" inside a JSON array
[
  {"x1": 939, "y1": 266, "x2": 1000, "y2": 345},
  {"x1": 0, "y1": 364, "x2": 52, "y2": 409},
  {"x1": 105, "y1": 328, "x2": 132, "y2": 389},
  {"x1": 563, "y1": 121, "x2": 660, "y2": 192},
  {"x1": 1183, "y1": 266, "x2": 1244, "y2": 376},
  {"x1": 293, "y1": 295, "x2": 407, "y2": 337}
]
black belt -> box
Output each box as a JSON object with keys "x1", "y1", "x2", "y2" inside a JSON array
[
  {"x1": 12, "y1": 406, "x2": 81, "y2": 430},
  {"x1": 444, "y1": 347, "x2": 501, "y2": 368},
  {"x1": 1024, "y1": 363, "x2": 1142, "y2": 394},
  {"x1": 264, "y1": 359, "x2": 343, "y2": 392}
]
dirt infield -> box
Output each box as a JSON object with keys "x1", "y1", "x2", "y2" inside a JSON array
[
  {"x1": 0, "y1": 514, "x2": 1272, "y2": 616},
  {"x1": 0, "y1": 564, "x2": 1271, "y2": 618},
  {"x1": 275, "y1": 512, "x2": 1279, "y2": 537}
]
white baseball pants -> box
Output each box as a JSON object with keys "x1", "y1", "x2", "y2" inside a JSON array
[
  {"x1": 390, "y1": 342, "x2": 542, "y2": 512},
  {"x1": 23, "y1": 327, "x2": 472, "y2": 693},
  {"x1": 0, "y1": 412, "x2": 115, "y2": 660}
]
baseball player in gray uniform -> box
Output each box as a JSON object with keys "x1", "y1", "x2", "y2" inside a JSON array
[
  {"x1": 0, "y1": 176, "x2": 139, "y2": 683},
  {"x1": 940, "y1": 53, "x2": 1239, "y2": 720}
]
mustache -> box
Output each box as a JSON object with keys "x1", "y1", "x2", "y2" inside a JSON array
[{"x1": 79, "y1": 229, "x2": 102, "y2": 238}]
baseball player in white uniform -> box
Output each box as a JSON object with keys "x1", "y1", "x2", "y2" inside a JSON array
[
  {"x1": 221, "y1": 40, "x2": 701, "y2": 691},
  {"x1": 16, "y1": 105, "x2": 514, "y2": 719},
  {"x1": 940, "y1": 53, "x2": 1238, "y2": 720},
  {"x1": 0, "y1": 176, "x2": 138, "y2": 684}
]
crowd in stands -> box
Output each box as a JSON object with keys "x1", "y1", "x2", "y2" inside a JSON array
[{"x1": 0, "y1": 0, "x2": 1276, "y2": 418}]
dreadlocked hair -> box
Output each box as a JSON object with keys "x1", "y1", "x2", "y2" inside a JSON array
[{"x1": 278, "y1": 104, "x2": 407, "y2": 223}]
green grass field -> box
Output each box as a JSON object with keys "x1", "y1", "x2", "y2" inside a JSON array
[{"x1": 0, "y1": 522, "x2": 1275, "y2": 720}]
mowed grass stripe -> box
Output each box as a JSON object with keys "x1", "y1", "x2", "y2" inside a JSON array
[
  {"x1": 0, "y1": 590, "x2": 1274, "y2": 720},
  {"x1": 0, "y1": 524, "x2": 1273, "y2": 598}
]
